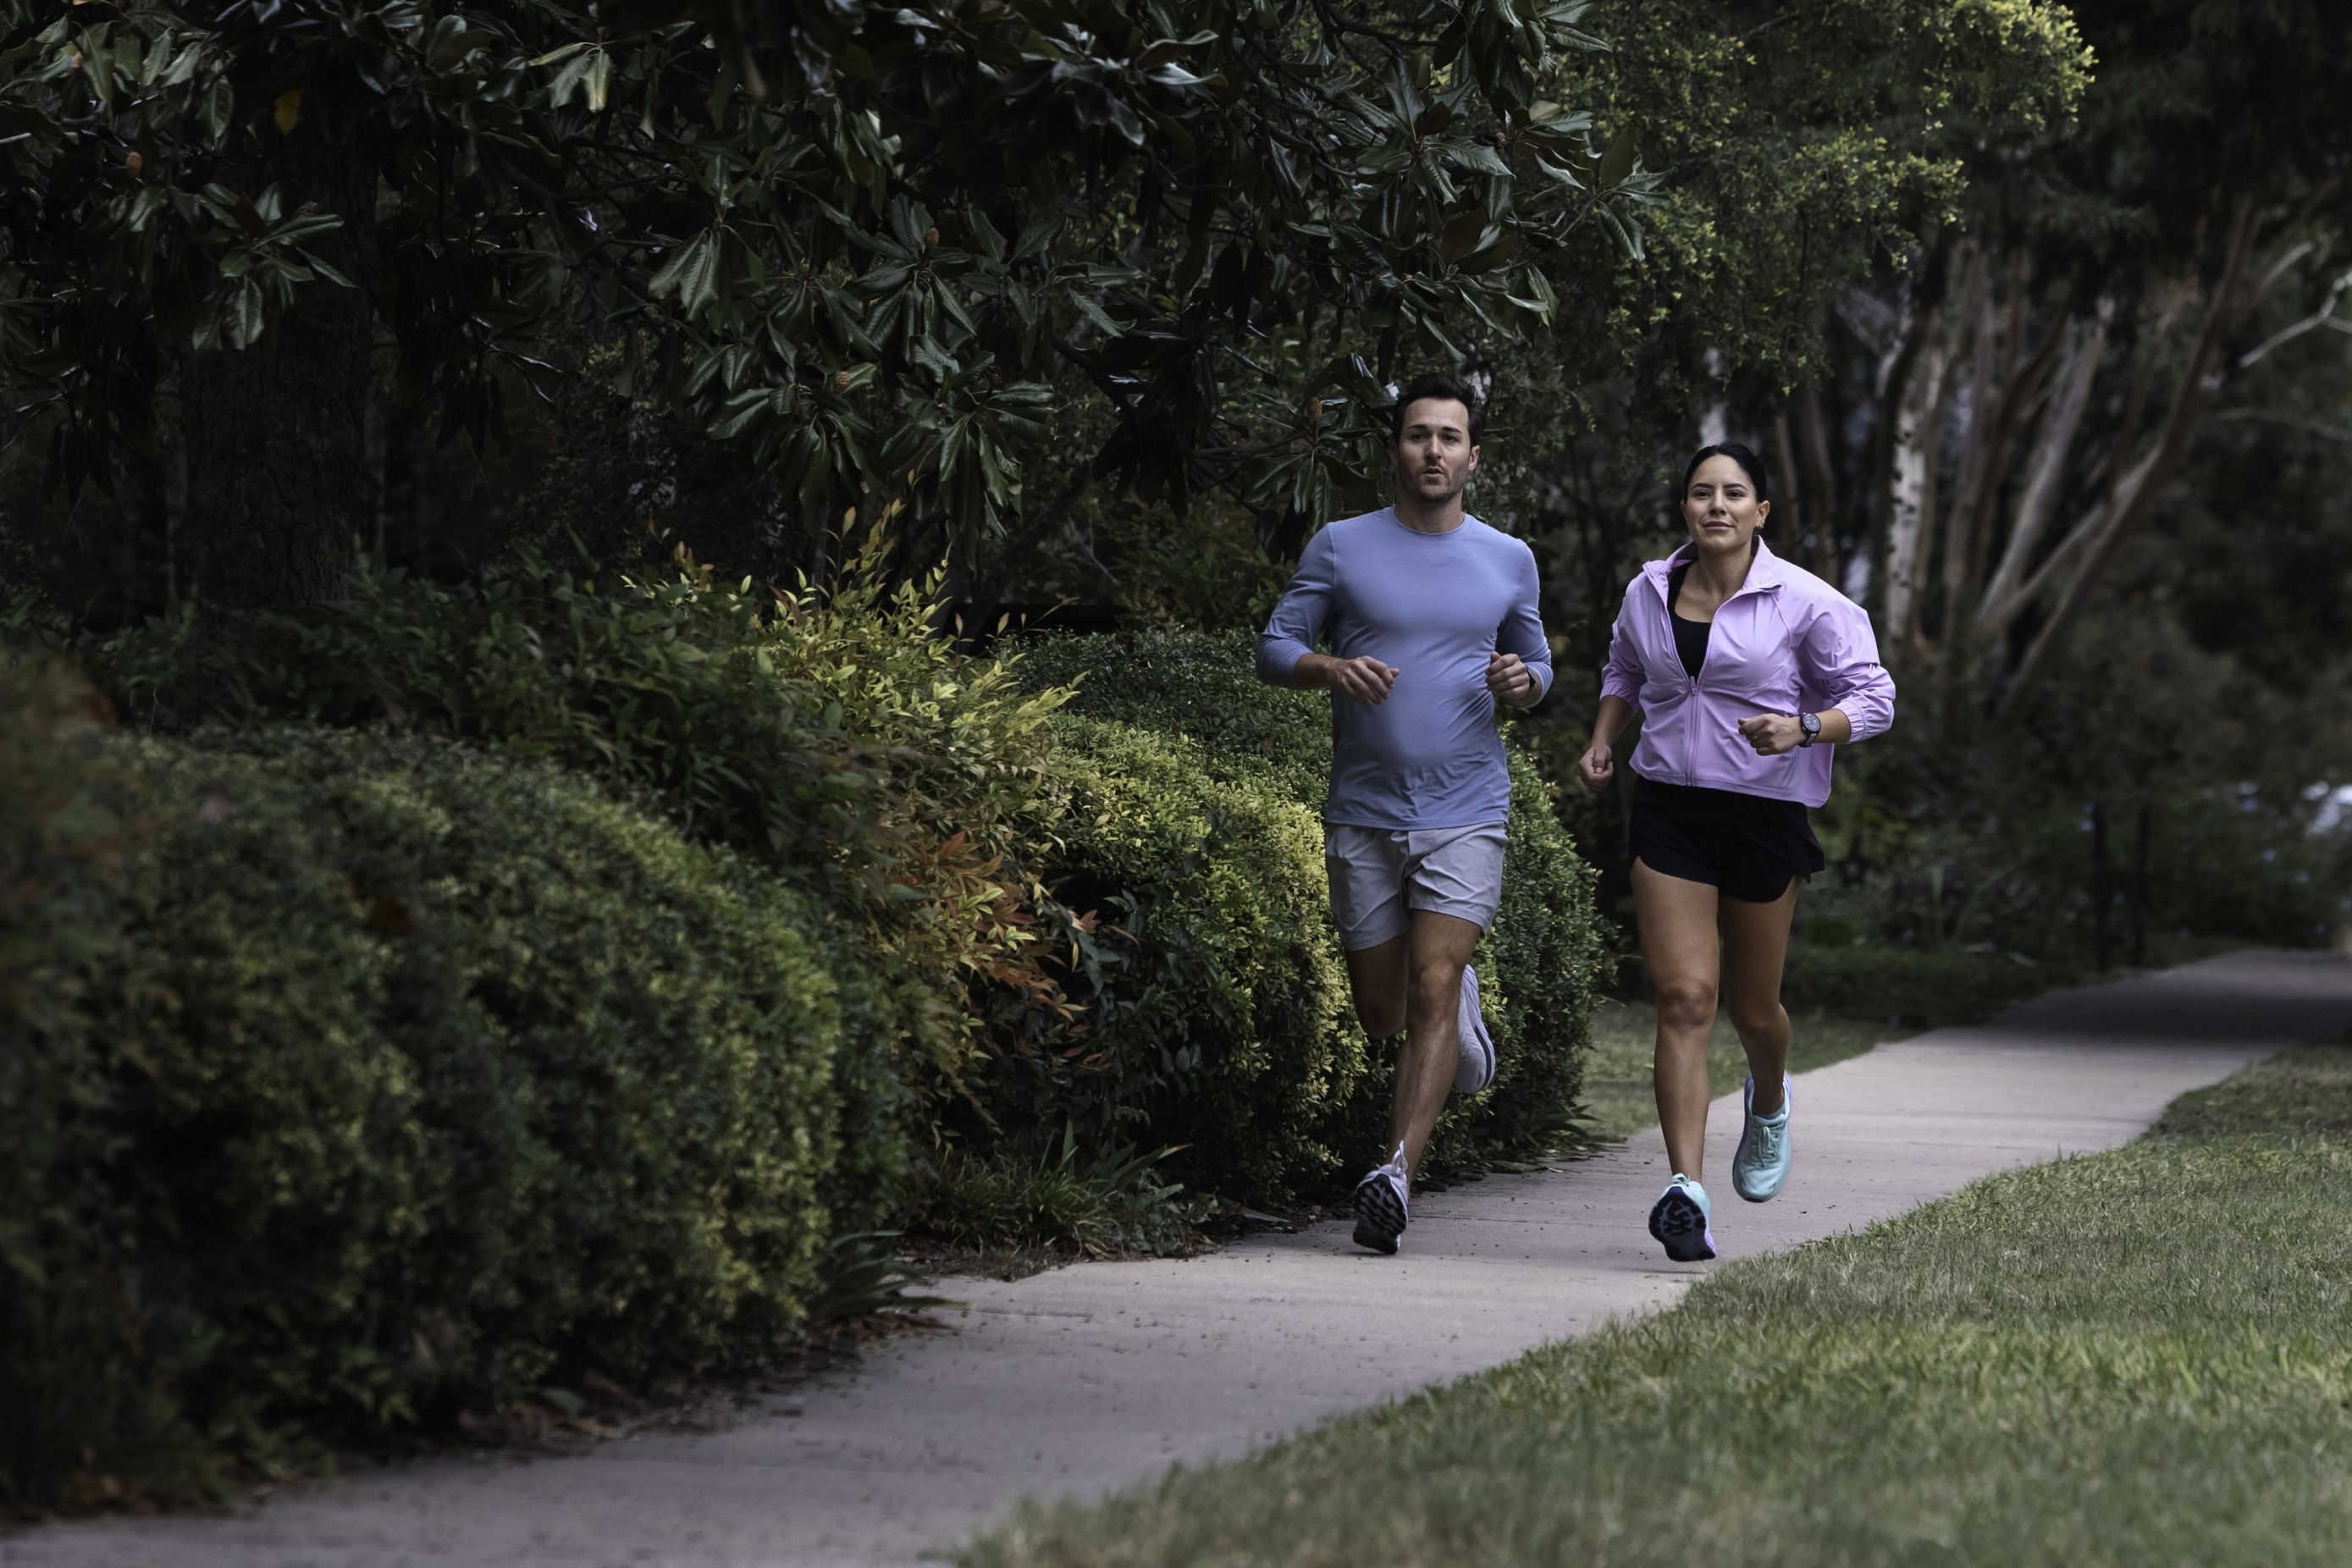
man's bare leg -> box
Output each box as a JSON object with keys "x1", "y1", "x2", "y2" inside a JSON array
[
  {"x1": 1347, "y1": 912, "x2": 1482, "y2": 1254},
  {"x1": 1342, "y1": 936, "x2": 1409, "y2": 1041},
  {"x1": 1389, "y1": 911, "x2": 1484, "y2": 1175},
  {"x1": 1339, "y1": 914, "x2": 1482, "y2": 1173}
]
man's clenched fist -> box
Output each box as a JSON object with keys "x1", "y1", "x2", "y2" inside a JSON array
[
  {"x1": 1328, "y1": 654, "x2": 1400, "y2": 705},
  {"x1": 1486, "y1": 651, "x2": 1538, "y2": 705}
]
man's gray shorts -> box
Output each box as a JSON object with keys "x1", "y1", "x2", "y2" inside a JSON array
[{"x1": 1324, "y1": 821, "x2": 1508, "y2": 951}]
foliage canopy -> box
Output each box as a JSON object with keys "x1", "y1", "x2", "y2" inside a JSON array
[{"x1": 0, "y1": 0, "x2": 1659, "y2": 605}]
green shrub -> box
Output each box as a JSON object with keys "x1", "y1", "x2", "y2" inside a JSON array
[
  {"x1": 2, "y1": 725, "x2": 898, "y2": 1505},
  {"x1": 86, "y1": 549, "x2": 850, "y2": 864},
  {"x1": 754, "y1": 547, "x2": 1076, "y2": 1106},
  {"x1": 1023, "y1": 715, "x2": 1368, "y2": 1198},
  {"x1": 1800, "y1": 606, "x2": 2349, "y2": 965},
  {"x1": 1011, "y1": 629, "x2": 1609, "y2": 1195},
  {"x1": 80, "y1": 540, "x2": 1079, "y2": 1151},
  {"x1": 1778, "y1": 941, "x2": 2063, "y2": 1027},
  {"x1": 0, "y1": 654, "x2": 207, "y2": 1506},
  {"x1": 924, "y1": 1130, "x2": 1211, "y2": 1260},
  {"x1": 1016, "y1": 625, "x2": 1338, "y2": 802}
]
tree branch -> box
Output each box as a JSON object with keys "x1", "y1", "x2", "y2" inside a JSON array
[
  {"x1": 1974, "y1": 301, "x2": 2108, "y2": 638},
  {"x1": 2235, "y1": 264, "x2": 2352, "y2": 372},
  {"x1": 1992, "y1": 197, "x2": 2261, "y2": 721}
]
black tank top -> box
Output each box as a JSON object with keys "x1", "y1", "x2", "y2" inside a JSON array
[{"x1": 1668, "y1": 563, "x2": 1709, "y2": 678}]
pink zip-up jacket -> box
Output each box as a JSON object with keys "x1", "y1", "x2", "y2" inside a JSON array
[{"x1": 1600, "y1": 538, "x2": 1895, "y2": 808}]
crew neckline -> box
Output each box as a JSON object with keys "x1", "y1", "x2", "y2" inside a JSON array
[{"x1": 1384, "y1": 505, "x2": 1476, "y2": 539}]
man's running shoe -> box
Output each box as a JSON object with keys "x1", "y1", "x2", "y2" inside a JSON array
[
  {"x1": 1352, "y1": 1143, "x2": 1410, "y2": 1255},
  {"x1": 1731, "y1": 1072, "x2": 1793, "y2": 1204},
  {"x1": 1453, "y1": 964, "x2": 1497, "y2": 1093},
  {"x1": 1648, "y1": 1173, "x2": 1715, "y2": 1262}
]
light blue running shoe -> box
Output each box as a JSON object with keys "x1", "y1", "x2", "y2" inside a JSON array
[
  {"x1": 1648, "y1": 1173, "x2": 1715, "y2": 1262},
  {"x1": 1732, "y1": 1073, "x2": 1793, "y2": 1203}
]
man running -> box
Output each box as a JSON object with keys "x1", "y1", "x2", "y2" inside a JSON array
[{"x1": 1256, "y1": 370, "x2": 1553, "y2": 1255}]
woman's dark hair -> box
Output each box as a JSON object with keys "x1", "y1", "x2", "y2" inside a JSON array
[
  {"x1": 1681, "y1": 441, "x2": 1770, "y2": 501},
  {"x1": 1389, "y1": 371, "x2": 1484, "y2": 445}
]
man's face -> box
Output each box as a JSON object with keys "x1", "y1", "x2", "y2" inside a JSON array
[{"x1": 1392, "y1": 398, "x2": 1479, "y2": 505}]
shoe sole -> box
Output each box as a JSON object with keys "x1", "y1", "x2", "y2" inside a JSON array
[
  {"x1": 1648, "y1": 1188, "x2": 1716, "y2": 1262},
  {"x1": 1353, "y1": 1176, "x2": 1405, "y2": 1256},
  {"x1": 1454, "y1": 969, "x2": 1496, "y2": 1094}
]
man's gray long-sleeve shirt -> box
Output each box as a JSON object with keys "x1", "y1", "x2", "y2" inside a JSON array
[{"x1": 1256, "y1": 507, "x2": 1553, "y2": 830}]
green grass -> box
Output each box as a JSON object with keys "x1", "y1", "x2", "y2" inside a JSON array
[
  {"x1": 1578, "y1": 999, "x2": 1906, "y2": 1144},
  {"x1": 963, "y1": 1038, "x2": 2352, "y2": 1568}
]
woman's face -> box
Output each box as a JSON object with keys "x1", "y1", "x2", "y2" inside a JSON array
[{"x1": 1682, "y1": 455, "x2": 1770, "y2": 555}]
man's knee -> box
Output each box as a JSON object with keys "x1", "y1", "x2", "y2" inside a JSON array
[
  {"x1": 1406, "y1": 956, "x2": 1464, "y2": 1020},
  {"x1": 1654, "y1": 977, "x2": 1717, "y2": 1032},
  {"x1": 1355, "y1": 994, "x2": 1407, "y2": 1038}
]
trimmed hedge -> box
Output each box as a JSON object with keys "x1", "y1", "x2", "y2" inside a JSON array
[
  {"x1": 1036, "y1": 716, "x2": 1366, "y2": 1198},
  {"x1": 1014, "y1": 628, "x2": 1609, "y2": 1194},
  {"x1": 3, "y1": 718, "x2": 897, "y2": 1500},
  {"x1": 82, "y1": 554, "x2": 843, "y2": 867},
  {"x1": 81, "y1": 551, "x2": 1074, "y2": 1140},
  {"x1": 5, "y1": 615, "x2": 1606, "y2": 1503}
]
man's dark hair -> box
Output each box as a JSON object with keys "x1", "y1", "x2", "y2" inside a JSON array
[
  {"x1": 1389, "y1": 372, "x2": 1484, "y2": 446},
  {"x1": 1680, "y1": 440, "x2": 1770, "y2": 501}
]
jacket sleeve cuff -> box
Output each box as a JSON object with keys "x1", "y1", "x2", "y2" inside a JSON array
[{"x1": 1827, "y1": 682, "x2": 1895, "y2": 741}]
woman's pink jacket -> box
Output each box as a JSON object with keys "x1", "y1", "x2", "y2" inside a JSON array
[{"x1": 1600, "y1": 538, "x2": 1895, "y2": 809}]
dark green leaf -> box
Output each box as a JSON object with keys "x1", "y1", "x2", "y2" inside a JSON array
[{"x1": 1598, "y1": 122, "x2": 1637, "y2": 187}]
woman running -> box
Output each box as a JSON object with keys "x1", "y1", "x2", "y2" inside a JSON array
[{"x1": 1576, "y1": 443, "x2": 1895, "y2": 1261}]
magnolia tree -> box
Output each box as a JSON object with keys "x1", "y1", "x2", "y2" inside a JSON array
[{"x1": 0, "y1": 0, "x2": 1659, "y2": 611}]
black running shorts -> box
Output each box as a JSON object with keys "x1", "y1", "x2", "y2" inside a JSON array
[{"x1": 1628, "y1": 776, "x2": 1825, "y2": 903}]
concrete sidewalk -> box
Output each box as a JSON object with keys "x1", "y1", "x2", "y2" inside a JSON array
[{"x1": 11, "y1": 949, "x2": 2352, "y2": 1568}]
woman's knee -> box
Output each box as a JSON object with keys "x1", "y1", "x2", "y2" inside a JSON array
[
  {"x1": 1725, "y1": 998, "x2": 1787, "y2": 1043},
  {"x1": 1654, "y1": 977, "x2": 1718, "y2": 1032}
]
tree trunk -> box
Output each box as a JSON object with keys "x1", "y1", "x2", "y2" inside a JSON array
[
  {"x1": 1880, "y1": 309, "x2": 1950, "y2": 646},
  {"x1": 1992, "y1": 202, "x2": 2260, "y2": 720},
  {"x1": 1974, "y1": 306, "x2": 2109, "y2": 640},
  {"x1": 1791, "y1": 378, "x2": 1839, "y2": 579},
  {"x1": 1943, "y1": 273, "x2": 2066, "y2": 637},
  {"x1": 1698, "y1": 345, "x2": 1729, "y2": 448},
  {"x1": 2091, "y1": 798, "x2": 2111, "y2": 972},
  {"x1": 1858, "y1": 235, "x2": 1953, "y2": 617},
  {"x1": 2130, "y1": 799, "x2": 2150, "y2": 968},
  {"x1": 373, "y1": 393, "x2": 426, "y2": 569},
  {"x1": 179, "y1": 119, "x2": 382, "y2": 613}
]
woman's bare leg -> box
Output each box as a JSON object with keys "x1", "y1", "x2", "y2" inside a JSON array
[
  {"x1": 1633, "y1": 858, "x2": 1722, "y2": 1179},
  {"x1": 1719, "y1": 879, "x2": 1800, "y2": 1113}
]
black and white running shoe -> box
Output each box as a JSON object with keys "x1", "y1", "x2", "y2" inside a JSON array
[{"x1": 1352, "y1": 1144, "x2": 1410, "y2": 1255}]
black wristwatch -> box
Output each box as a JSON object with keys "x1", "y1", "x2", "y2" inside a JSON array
[{"x1": 1797, "y1": 711, "x2": 1821, "y2": 748}]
